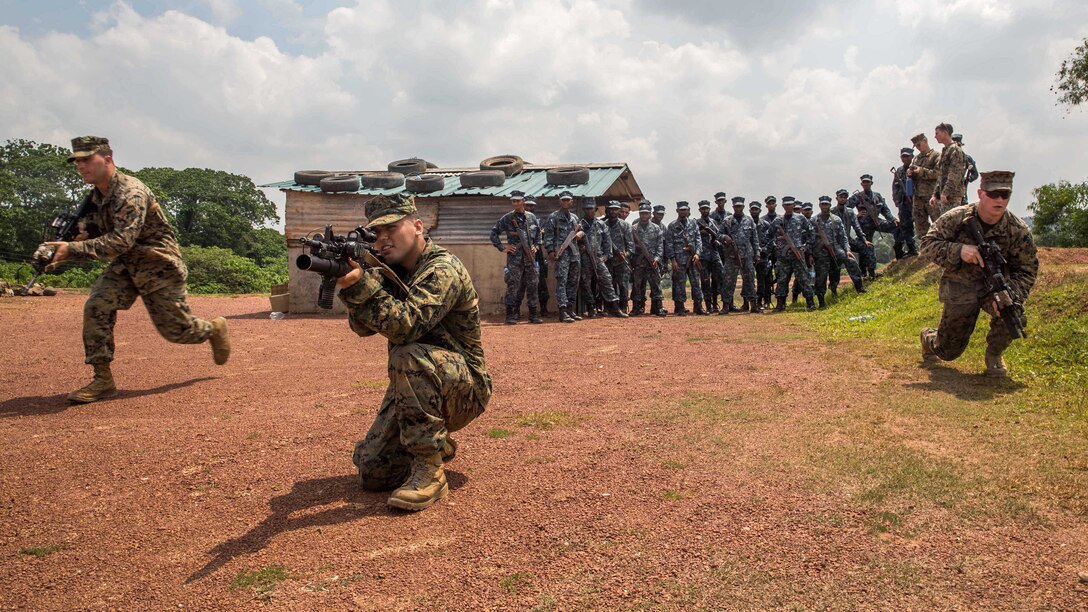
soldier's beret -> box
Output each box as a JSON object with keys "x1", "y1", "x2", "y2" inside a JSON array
[
  {"x1": 781, "y1": 196, "x2": 796, "y2": 204},
  {"x1": 639, "y1": 202, "x2": 652, "y2": 212},
  {"x1": 764, "y1": 195, "x2": 777, "y2": 203},
  {"x1": 558, "y1": 190, "x2": 574, "y2": 200},
  {"x1": 509, "y1": 190, "x2": 525, "y2": 199},
  {"x1": 714, "y1": 191, "x2": 727, "y2": 201},
  {"x1": 697, "y1": 200, "x2": 711, "y2": 209},
  {"x1": 67, "y1": 135, "x2": 111, "y2": 162},
  {"x1": 910, "y1": 133, "x2": 926, "y2": 145},
  {"x1": 979, "y1": 170, "x2": 1014, "y2": 192},
  {"x1": 652, "y1": 204, "x2": 666, "y2": 212},
  {"x1": 900, "y1": 147, "x2": 914, "y2": 156},
  {"x1": 860, "y1": 174, "x2": 873, "y2": 182},
  {"x1": 818, "y1": 195, "x2": 832, "y2": 203},
  {"x1": 676, "y1": 201, "x2": 690, "y2": 211},
  {"x1": 836, "y1": 188, "x2": 849, "y2": 197},
  {"x1": 607, "y1": 200, "x2": 622, "y2": 209},
  {"x1": 802, "y1": 202, "x2": 813, "y2": 210},
  {"x1": 731, "y1": 196, "x2": 745, "y2": 204},
  {"x1": 365, "y1": 193, "x2": 417, "y2": 229},
  {"x1": 582, "y1": 197, "x2": 597, "y2": 209}
]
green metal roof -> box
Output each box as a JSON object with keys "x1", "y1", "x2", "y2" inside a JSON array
[{"x1": 263, "y1": 165, "x2": 631, "y2": 199}]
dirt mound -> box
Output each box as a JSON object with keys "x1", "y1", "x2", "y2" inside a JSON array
[{"x1": 1038, "y1": 247, "x2": 1088, "y2": 266}]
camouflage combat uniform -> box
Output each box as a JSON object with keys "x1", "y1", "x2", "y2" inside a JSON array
[
  {"x1": 630, "y1": 219, "x2": 665, "y2": 312},
  {"x1": 695, "y1": 215, "x2": 726, "y2": 312},
  {"x1": 489, "y1": 210, "x2": 541, "y2": 311},
  {"x1": 542, "y1": 208, "x2": 582, "y2": 311},
  {"x1": 935, "y1": 142, "x2": 968, "y2": 218},
  {"x1": 911, "y1": 148, "x2": 941, "y2": 236},
  {"x1": 892, "y1": 162, "x2": 917, "y2": 258},
  {"x1": 340, "y1": 239, "x2": 492, "y2": 490},
  {"x1": 67, "y1": 171, "x2": 213, "y2": 364},
  {"x1": 810, "y1": 212, "x2": 850, "y2": 302},
  {"x1": 722, "y1": 212, "x2": 760, "y2": 306},
  {"x1": 831, "y1": 201, "x2": 866, "y2": 291},
  {"x1": 666, "y1": 216, "x2": 703, "y2": 311},
  {"x1": 919, "y1": 204, "x2": 1037, "y2": 363},
  {"x1": 757, "y1": 210, "x2": 778, "y2": 306},
  {"x1": 765, "y1": 213, "x2": 815, "y2": 301},
  {"x1": 578, "y1": 214, "x2": 618, "y2": 311},
  {"x1": 848, "y1": 190, "x2": 896, "y2": 277},
  {"x1": 606, "y1": 217, "x2": 634, "y2": 311}
]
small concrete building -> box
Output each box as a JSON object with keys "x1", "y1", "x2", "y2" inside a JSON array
[{"x1": 268, "y1": 163, "x2": 645, "y2": 315}]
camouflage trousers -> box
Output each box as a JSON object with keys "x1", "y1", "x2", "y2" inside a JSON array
[
  {"x1": 913, "y1": 193, "x2": 935, "y2": 240},
  {"x1": 671, "y1": 259, "x2": 703, "y2": 305},
  {"x1": 504, "y1": 256, "x2": 539, "y2": 309},
  {"x1": 894, "y1": 200, "x2": 917, "y2": 256},
  {"x1": 552, "y1": 250, "x2": 581, "y2": 309},
  {"x1": 812, "y1": 252, "x2": 837, "y2": 297},
  {"x1": 922, "y1": 300, "x2": 1021, "y2": 361},
  {"x1": 354, "y1": 343, "x2": 490, "y2": 491},
  {"x1": 775, "y1": 255, "x2": 813, "y2": 299},
  {"x1": 723, "y1": 254, "x2": 755, "y2": 302},
  {"x1": 830, "y1": 250, "x2": 864, "y2": 291},
  {"x1": 580, "y1": 251, "x2": 618, "y2": 303},
  {"x1": 757, "y1": 255, "x2": 775, "y2": 303},
  {"x1": 83, "y1": 263, "x2": 213, "y2": 364},
  {"x1": 631, "y1": 261, "x2": 663, "y2": 305},
  {"x1": 608, "y1": 258, "x2": 631, "y2": 309},
  {"x1": 700, "y1": 254, "x2": 725, "y2": 305},
  {"x1": 536, "y1": 256, "x2": 550, "y2": 309}
]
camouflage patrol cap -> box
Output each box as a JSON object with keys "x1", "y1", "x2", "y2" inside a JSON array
[
  {"x1": 900, "y1": 147, "x2": 914, "y2": 156},
  {"x1": 67, "y1": 135, "x2": 111, "y2": 162},
  {"x1": 509, "y1": 190, "x2": 526, "y2": 200},
  {"x1": 697, "y1": 200, "x2": 711, "y2": 209},
  {"x1": 781, "y1": 196, "x2": 796, "y2": 204},
  {"x1": 364, "y1": 193, "x2": 416, "y2": 228},
  {"x1": 652, "y1": 204, "x2": 666, "y2": 213},
  {"x1": 818, "y1": 195, "x2": 832, "y2": 203},
  {"x1": 582, "y1": 197, "x2": 597, "y2": 209},
  {"x1": 714, "y1": 191, "x2": 727, "y2": 201},
  {"x1": 910, "y1": 133, "x2": 927, "y2": 145},
  {"x1": 558, "y1": 190, "x2": 574, "y2": 200},
  {"x1": 749, "y1": 201, "x2": 761, "y2": 209},
  {"x1": 979, "y1": 170, "x2": 1014, "y2": 192},
  {"x1": 952, "y1": 133, "x2": 964, "y2": 144},
  {"x1": 607, "y1": 200, "x2": 622, "y2": 209},
  {"x1": 639, "y1": 201, "x2": 652, "y2": 212},
  {"x1": 524, "y1": 194, "x2": 537, "y2": 204},
  {"x1": 765, "y1": 195, "x2": 777, "y2": 204},
  {"x1": 731, "y1": 196, "x2": 745, "y2": 205},
  {"x1": 836, "y1": 188, "x2": 849, "y2": 197},
  {"x1": 802, "y1": 202, "x2": 813, "y2": 210},
  {"x1": 860, "y1": 174, "x2": 873, "y2": 182},
  {"x1": 676, "y1": 201, "x2": 690, "y2": 211}
]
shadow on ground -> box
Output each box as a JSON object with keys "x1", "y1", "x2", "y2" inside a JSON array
[
  {"x1": 905, "y1": 364, "x2": 1027, "y2": 401},
  {"x1": 186, "y1": 470, "x2": 469, "y2": 583},
  {"x1": 0, "y1": 377, "x2": 216, "y2": 418}
]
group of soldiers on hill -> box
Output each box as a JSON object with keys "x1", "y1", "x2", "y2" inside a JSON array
[{"x1": 490, "y1": 124, "x2": 979, "y2": 324}]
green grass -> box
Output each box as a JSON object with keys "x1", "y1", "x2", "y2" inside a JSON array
[
  {"x1": 652, "y1": 391, "x2": 775, "y2": 425},
  {"x1": 661, "y1": 459, "x2": 686, "y2": 470},
  {"x1": 19, "y1": 543, "x2": 66, "y2": 557},
  {"x1": 351, "y1": 380, "x2": 386, "y2": 389},
  {"x1": 486, "y1": 428, "x2": 514, "y2": 439},
  {"x1": 515, "y1": 410, "x2": 582, "y2": 430},
  {"x1": 661, "y1": 489, "x2": 685, "y2": 501},
  {"x1": 500, "y1": 571, "x2": 532, "y2": 594},
  {"x1": 230, "y1": 565, "x2": 289, "y2": 601}
]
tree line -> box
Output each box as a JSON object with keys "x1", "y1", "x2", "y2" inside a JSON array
[{"x1": 0, "y1": 139, "x2": 287, "y2": 293}]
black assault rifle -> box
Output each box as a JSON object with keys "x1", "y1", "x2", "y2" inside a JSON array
[
  {"x1": 25, "y1": 191, "x2": 100, "y2": 292},
  {"x1": 964, "y1": 215, "x2": 1028, "y2": 340}
]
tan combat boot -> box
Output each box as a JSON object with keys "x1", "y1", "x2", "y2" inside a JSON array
[
  {"x1": 920, "y1": 329, "x2": 940, "y2": 367},
  {"x1": 984, "y1": 352, "x2": 1008, "y2": 378},
  {"x1": 209, "y1": 317, "x2": 230, "y2": 365},
  {"x1": 441, "y1": 437, "x2": 458, "y2": 463},
  {"x1": 67, "y1": 363, "x2": 118, "y2": 404},
  {"x1": 387, "y1": 452, "x2": 448, "y2": 511}
]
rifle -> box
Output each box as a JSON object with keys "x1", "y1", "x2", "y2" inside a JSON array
[
  {"x1": 679, "y1": 220, "x2": 702, "y2": 273},
  {"x1": 721, "y1": 219, "x2": 743, "y2": 266},
  {"x1": 632, "y1": 222, "x2": 662, "y2": 284},
  {"x1": 964, "y1": 214, "x2": 1028, "y2": 340},
  {"x1": 812, "y1": 216, "x2": 838, "y2": 260},
  {"x1": 554, "y1": 213, "x2": 580, "y2": 259},
  {"x1": 25, "y1": 191, "x2": 99, "y2": 292},
  {"x1": 777, "y1": 219, "x2": 809, "y2": 267},
  {"x1": 296, "y1": 224, "x2": 409, "y2": 309},
  {"x1": 510, "y1": 214, "x2": 535, "y2": 262}
]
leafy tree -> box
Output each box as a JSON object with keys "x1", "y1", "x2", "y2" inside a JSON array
[
  {"x1": 0, "y1": 139, "x2": 86, "y2": 259},
  {"x1": 1054, "y1": 38, "x2": 1088, "y2": 108},
  {"x1": 181, "y1": 245, "x2": 279, "y2": 294},
  {"x1": 1029, "y1": 180, "x2": 1088, "y2": 247}
]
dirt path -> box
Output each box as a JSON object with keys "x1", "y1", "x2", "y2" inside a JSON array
[{"x1": 1, "y1": 292, "x2": 1085, "y2": 609}]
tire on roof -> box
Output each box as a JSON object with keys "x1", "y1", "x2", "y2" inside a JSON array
[
  {"x1": 458, "y1": 170, "x2": 506, "y2": 188},
  {"x1": 426, "y1": 161, "x2": 438, "y2": 169},
  {"x1": 545, "y1": 165, "x2": 590, "y2": 186},
  {"x1": 388, "y1": 158, "x2": 429, "y2": 175},
  {"x1": 319, "y1": 174, "x2": 361, "y2": 193},
  {"x1": 294, "y1": 170, "x2": 335, "y2": 186},
  {"x1": 405, "y1": 173, "x2": 445, "y2": 193},
  {"x1": 480, "y1": 155, "x2": 524, "y2": 177},
  {"x1": 361, "y1": 172, "x2": 405, "y2": 189}
]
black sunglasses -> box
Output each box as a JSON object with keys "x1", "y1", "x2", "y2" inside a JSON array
[{"x1": 984, "y1": 190, "x2": 1012, "y2": 200}]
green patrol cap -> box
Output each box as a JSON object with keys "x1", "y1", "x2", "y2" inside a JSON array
[
  {"x1": 364, "y1": 193, "x2": 417, "y2": 228},
  {"x1": 979, "y1": 170, "x2": 1014, "y2": 192},
  {"x1": 67, "y1": 135, "x2": 111, "y2": 162}
]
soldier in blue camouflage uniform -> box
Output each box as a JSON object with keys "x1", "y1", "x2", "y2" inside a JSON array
[
  {"x1": 757, "y1": 196, "x2": 779, "y2": 308},
  {"x1": 666, "y1": 201, "x2": 704, "y2": 316},
  {"x1": 831, "y1": 189, "x2": 868, "y2": 296},
  {"x1": 695, "y1": 200, "x2": 726, "y2": 314},
  {"x1": 722, "y1": 196, "x2": 761, "y2": 313},
  {"x1": 630, "y1": 201, "x2": 666, "y2": 316},
  {"x1": 810, "y1": 197, "x2": 853, "y2": 308},
  {"x1": 42, "y1": 136, "x2": 229, "y2": 404},
  {"x1": 855, "y1": 199, "x2": 898, "y2": 279},
  {"x1": 765, "y1": 197, "x2": 816, "y2": 312},
  {"x1": 710, "y1": 192, "x2": 730, "y2": 226},
  {"x1": 542, "y1": 191, "x2": 584, "y2": 323},
  {"x1": 524, "y1": 196, "x2": 551, "y2": 316},
  {"x1": 652, "y1": 204, "x2": 670, "y2": 314},
  {"x1": 891, "y1": 147, "x2": 918, "y2": 259},
  {"x1": 336, "y1": 193, "x2": 491, "y2": 511},
  {"x1": 791, "y1": 203, "x2": 818, "y2": 304},
  {"x1": 847, "y1": 175, "x2": 897, "y2": 279},
  {"x1": 489, "y1": 190, "x2": 542, "y2": 324},
  {"x1": 605, "y1": 201, "x2": 634, "y2": 314},
  {"x1": 577, "y1": 198, "x2": 626, "y2": 318}
]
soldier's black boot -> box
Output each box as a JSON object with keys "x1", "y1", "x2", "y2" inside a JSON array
[
  {"x1": 830, "y1": 286, "x2": 838, "y2": 297},
  {"x1": 853, "y1": 278, "x2": 867, "y2": 294},
  {"x1": 529, "y1": 308, "x2": 543, "y2": 324},
  {"x1": 816, "y1": 293, "x2": 826, "y2": 309},
  {"x1": 504, "y1": 306, "x2": 517, "y2": 325},
  {"x1": 652, "y1": 299, "x2": 666, "y2": 317},
  {"x1": 774, "y1": 297, "x2": 786, "y2": 313},
  {"x1": 608, "y1": 302, "x2": 628, "y2": 318},
  {"x1": 729, "y1": 300, "x2": 741, "y2": 313},
  {"x1": 674, "y1": 301, "x2": 688, "y2": 317},
  {"x1": 560, "y1": 307, "x2": 575, "y2": 323},
  {"x1": 741, "y1": 298, "x2": 749, "y2": 311},
  {"x1": 750, "y1": 299, "x2": 763, "y2": 314},
  {"x1": 540, "y1": 303, "x2": 550, "y2": 317},
  {"x1": 694, "y1": 302, "x2": 708, "y2": 316},
  {"x1": 806, "y1": 296, "x2": 817, "y2": 311},
  {"x1": 631, "y1": 302, "x2": 645, "y2": 316},
  {"x1": 571, "y1": 308, "x2": 583, "y2": 321},
  {"x1": 792, "y1": 292, "x2": 800, "y2": 305}
]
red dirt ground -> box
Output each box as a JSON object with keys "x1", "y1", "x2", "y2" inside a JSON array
[{"x1": 1, "y1": 265, "x2": 1086, "y2": 609}]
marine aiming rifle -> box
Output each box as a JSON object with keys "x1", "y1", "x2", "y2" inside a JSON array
[
  {"x1": 963, "y1": 214, "x2": 1028, "y2": 340},
  {"x1": 25, "y1": 191, "x2": 100, "y2": 293},
  {"x1": 295, "y1": 224, "x2": 409, "y2": 309}
]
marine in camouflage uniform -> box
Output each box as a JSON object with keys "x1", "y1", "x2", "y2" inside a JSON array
[
  {"x1": 695, "y1": 200, "x2": 725, "y2": 314},
  {"x1": 933, "y1": 123, "x2": 967, "y2": 219},
  {"x1": 722, "y1": 196, "x2": 761, "y2": 313},
  {"x1": 577, "y1": 198, "x2": 626, "y2": 318},
  {"x1": 338, "y1": 193, "x2": 492, "y2": 510},
  {"x1": 811, "y1": 197, "x2": 855, "y2": 307},
  {"x1": 891, "y1": 147, "x2": 918, "y2": 259},
  {"x1": 489, "y1": 190, "x2": 542, "y2": 324},
  {"x1": 630, "y1": 201, "x2": 666, "y2": 316},
  {"x1": 919, "y1": 171, "x2": 1037, "y2": 378},
  {"x1": 524, "y1": 196, "x2": 550, "y2": 316},
  {"x1": 764, "y1": 198, "x2": 816, "y2": 311},
  {"x1": 46, "y1": 136, "x2": 228, "y2": 404},
  {"x1": 908, "y1": 132, "x2": 941, "y2": 238},
  {"x1": 542, "y1": 191, "x2": 583, "y2": 323},
  {"x1": 605, "y1": 201, "x2": 634, "y2": 314},
  {"x1": 666, "y1": 201, "x2": 704, "y2": 315},
  {"x1": 756, "y1": 196, "x2": 779, "y2": 308}
]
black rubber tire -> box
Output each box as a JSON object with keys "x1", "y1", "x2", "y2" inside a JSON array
[
  {"x1": 319, "y1": 174, "x2": 361, "y2": 193},
  {"x1": 361, "y1": 172, "x2": 405, "y2": 189},
  {"x1": 405, "y1": 174, "x2": 445, "y2": 193},
  {"x1": 546, "y1": 166, "x2": 590, "y2": 186},
  {"x1": 426, "y1": 161, "x2": 438, "y2": 169},
  {"x1": 480, "y1": 155, "x2": 524, "y2": 176},
  {"x1": 388, "y1": 158, "x2": 428, "y2": 175},
  {"x1": 458, "y1": 170, "x2": 506, "y2": 188},
  {"x1": 295, "y1": 170, "x2": 334, "y2": 186}
]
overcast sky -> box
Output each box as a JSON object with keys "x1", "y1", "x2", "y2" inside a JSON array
[{"x1": 3, "y1": 0, "x2": 1088, "y2": 226}]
